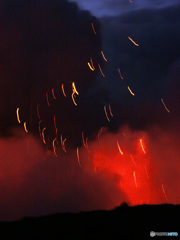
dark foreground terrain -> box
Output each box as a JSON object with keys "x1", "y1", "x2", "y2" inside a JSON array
[{"x1": 0, "y1": 204, "x2": 179, "y2": 239}]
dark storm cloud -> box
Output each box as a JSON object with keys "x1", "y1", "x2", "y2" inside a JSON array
[
  {"x1": 99, "y1": 4, "x2": 180, "y2": 131},
  {"x1": 0, "y1": 0, "x2": 107, "y2": 147},
  {"x1": 68, "y1": 0, "x2": 180, "y2": 17}
]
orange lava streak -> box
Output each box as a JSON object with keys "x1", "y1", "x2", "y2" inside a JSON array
[
  {"x1": 130, "y1": 154, "x2": 136, "y2": 166},
  {"x1": 127, "y1": 86, "x2": 135, "y2": 96},
  {"x1": 82, "y1": 132, "x2": 86, "y2": 148},
  {"x1": 24, "y1": 122, "x2": 28, "y2": 133},
  {"x1": 53, "y1": 138, "x2": 58, "y2": 158},
  {"x1": 98, "y1": 64, "x2": 105, "y2": 77},
  {"x1": 88, "y1": 62, "x2": 95, "y2": 71},
  {"x1": 108, "y1": 104, "x2": 113, "y2": 117},
  {"x1": 117, "y1": 141, "x2": 124, "y2": 155},
  {"x1": 42, "y1": 127, "x2": 46, "y2": 145},
  {"x1": 72, "y1": 93, "x2": 77, "y2": 106},
  {"x1": 16, "y1": 108, "x2": 21, "y2": 124},
  {"x1": 77, "y1": 147, "x2": 81, "y2": 167},
  {"x1": 46, "y1": 92, "x2": 50, "y2": 107},
  {"x1": 38, "y1": 120, "x2": 42, "y2": 139},
  {"x1": 140, "y1": 139, "x2": 146, "y2": 154},
  {"x1": 162, "y1": 184, "x2": 168, "y2": 202},
  {"x1": 161, "y1": 98, "x2": 170, "y2": 113},
  {"x1": 61, "y1": 135, "x2": 67, "y2": 153},
  {"x1": 128, "y1": 36, "x2": 139, "y2": 46},
  {"x1": 104, "y1": 105, "x2": 110, "y2": 122},
  {"x1": 71, "y1": 82, "x2": 79, "y2": 106},
  {"x1": 98, "y1": 127, "x2": 104, "y2": 142},
  {"x1": 101, "y1": 51, "x2": 107, "y2": 62},
  {"x1": 72, "y1": 82, "x2": 79, "y2": 95},
  {"x1": 54, "y1": 115, "x2": 58, "y2": 137},
  {"x1": 37, "y1": 104, "x2": 41, "y2": 119},
  {"x1": 52, "y1": 88, "x2": 56, "y2": 100},
  {"x1": 90, "y1": 58, "x2": 95, "y2": 69},
  {"x1": 91, "y1": 22, "x2": 96, "y2": 35},
  {"x1": 133, "y1": 171, "x2": 138, "y2": 188},
  {"x1": 118, "y1": 68, "x2": 124, "y2": 80},
  {"x1": 61, "y1": 84, "x2": 67, "y2": 98}
]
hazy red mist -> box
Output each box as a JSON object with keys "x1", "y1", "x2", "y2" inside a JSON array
[{"x1": 0, "y1": 125, "x2": 179, "y2": 221}]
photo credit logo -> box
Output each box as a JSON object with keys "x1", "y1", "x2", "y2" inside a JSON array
[{"x1": 150, "y1": 231, "x2": 178, "y2": 237}]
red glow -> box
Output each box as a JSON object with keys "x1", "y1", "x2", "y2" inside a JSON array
[{"x1": 91, "y1": 129, "x2": 164, "y2": 205}]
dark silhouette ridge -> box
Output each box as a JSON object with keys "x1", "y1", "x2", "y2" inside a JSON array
[{"x1": 0, "y1": 204, "x2": 179, "y2": 239}]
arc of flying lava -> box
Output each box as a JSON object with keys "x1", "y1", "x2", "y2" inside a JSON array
[
  {"x1": 61, "y1": 84, "x2": 67, "y2": 98},
  {"x1": 71, "y1": 82, "x2": 79, "y2": 106},
  {"x1": 77, "y1": 147, "x2": 81, "y2": 167},
  {"x1": 128, "y1": 36, "x2": 139, "y2": 46},
  {"x1": 53, "y1": 138, "x2": 58, "y2": 158},
  {"x1": 133, "y1": 171, "x2": 138, "y2": 188},
  {"x1": 117, "y1": 141, "x2": 124, "y2": 155},
  {"x1": 104, "y1": 105, "x2": 110, "y2": 122},
  {"x1": 16, "y1": 107, "x2": 21, "y2": 124},
  {"x1": 118, "y1": 68, "x2": 124, "y2": 80},
  {"x1": 98, "y1": 64, "x2": 105, "y2": 77},
  {"x1": 61, "y1": 134, "x2": 67, "y2": 153},
  {"x1": 24, "y1": 122, "x2": 28, "y2": 133},
  {"x1": 127, "y1": 86, "x2": 135, "y2": 96},
  {"x1": 161, "y1": 98, "x2": 170, "y2": 113},
  {"x1": 91, "y1": 22, "x2": 96, "y2": 35},
  {"x1": 88, "y1": 62, "x2": 95, "y2": 71},
  {"x1": 42, "y1": 127, "x2": 47, "y2": 145},
  {"x1": 140, "y1": 139, "x2": 146, "y2": 154},
  {"x1": 52, "y1": 88, "x2": 56, "y2": 100},
  {"x1": 101, "y1": 51, "x2": 107, "y2": 62}
]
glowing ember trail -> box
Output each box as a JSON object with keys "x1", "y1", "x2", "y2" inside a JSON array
[
  {"x1": 118, "y1": 68, "x2": 124, "y2": 80},
  {"x1": 24, "y1": 122, "x2": 28, "y2": 133},
  {"x1": 61, "y1": 135, "x2": 67, "y2": 153},
  {"x1": 130, "y1": 154, "x2": 136, "y2": 166},
  {"x1": 72, "y1": 93, "x2": 77, "y2": 106},
  {"x1": 72, "y1": 82, "x2": 79, "y2": 95},
  {"x1": 77, "y1": 147, "x2": 81, "y2": 167},
  {"x1": 82, "y1": 132, "x2": 86, "y2": 148},
  {"x1": 38, "y1": 120, "x2": 43, "y2": 139},
  {"x1": 128, "y1": 36, "x2": 139, "y2": 46},
  {"x1": 71, "y1": 82, "x2": 79, "y2": 106},
  {"x1": 133, "y1": 171, "x2": 138, "y2": 188},
  {"x1": 52, "y1": 138, "x2": 58, "y2": 157},
  {"x1": 61, "y1": 84, "x2": 67, "y2": 98},
  {"x1": 37, "y1": 104, "x2": 41, "y2": 119},
  {"x1": 42, "y1": 127, "x2": 47, "y2": 145},
  {"x1": 128, "y1": 86, "x2": 135, "y2": 96},
  {"x1": 54, "y1": 115, "x2": 58, "y2": 137},
  {"x1": 91, "y1": 22, "x2": 96, "y2": 35},
  {"x1": 82, "y1": 132, "x2": 89, "y2": 151},
  {"x1": 104, "y1": 105, "x2": 110, "y2": 122},
  {"x1": 46, "y1": 92, "x2": 50, "y2": 107},
  {"x1": 108, "y1": 104, "x2": 113, "y2": 117},
  {"x1": 101, "y1": 51, "x2": 107, "y2": 62},
  {"x1": 52, "y1": 88, "x2": 56, "y2": 100},
  {"x1": 98, "y1": 127, "x2": 104, "y2": 142},
  {"x1": 98, "y1": 64, "x2": 105, "y2": 78},
  {"x1": 161, "y1": 98, "x2": 170, "y2": 113},
  {"x1": 117, "y1": 141, "x2": 124, "y2": 155},
  {"x1": 162, "y1": 184, "x2": 168, "y2": 202},
  {"x1": 140, "y1": 139, "x2": 146, "y2": 154},
  {"x1": 88, "y1": 62, "x2": 95, "y2": 71},
  {"x1": 16, "y1": 107, "x2": 21, "y2": 124},
  {"x1": 90, "y1": 58, "x2": 95, "y2": 70}
]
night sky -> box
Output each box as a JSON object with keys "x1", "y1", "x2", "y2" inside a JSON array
[{"x1": 0, "y1": 0, "x2": 179, "y2": 221}]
